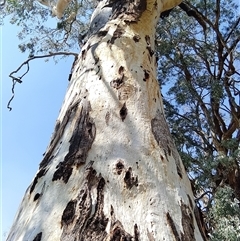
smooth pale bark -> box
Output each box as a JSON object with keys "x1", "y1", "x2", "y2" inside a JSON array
[{"x1": 7, "y1": 0, "x2": 206, "y2": 240}]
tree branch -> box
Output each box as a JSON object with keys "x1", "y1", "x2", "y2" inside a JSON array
[
  {"x1": 0, "y1": 0, "x2": 6, "y2": 8},
  {"x1": 7, "y1": 51, "x2": 78, "y2": 111}
]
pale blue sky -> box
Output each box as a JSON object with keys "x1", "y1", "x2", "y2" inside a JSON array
[{"x1": 1, "y1": 18, "x2": 74, "y2": 239}]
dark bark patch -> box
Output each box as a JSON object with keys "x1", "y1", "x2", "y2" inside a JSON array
[
  {"x1": 33, "y1": 232, "x2": 42, "y2": 241},
  {"x1": 166, "y1": 212, "x2": 181, "y2": 241},
  {"x1": 81, "y1": 177, "x2": 108, "y2": 240},
  {"x1": 145, "y1": 35, "x2": 154, "y2": 57},
  {"x1": 151, "y1": 110, "x2": 183, "y2": 178},
  {"x1": 118, "y1": 66, "x2": 125, "y2": 75},
  {"x1": 109, "y1": 26, "x2": 124, "y2": 44},
  {"x1": 145, "y1": 35, "x2": 150, "y2": 45},
  {"x1": 61, "y1": 200, "x2": 77, "y2": 227},
  {"x1": 52, "y1": 161, "x2": 73, "y2": 183},
  {"x1": 98, "y1": 30, "x2": 109, "y2": 38},
  {"x1": 124, "y1": 167, "x2": 138, "y2": 189},
  {"x1": 110, "y1": 0, "x2": 147, "y2": 22},
  {"x1": 60, "y1": 163, "x2": 108, "y2": 241},
  {"x1": 81, "y1": 49, "x2": 86, "y2": 59},
  {"x1": 134, "y1": 224, "x2": 140, "y2": 241},
  {"x1": 81, "y1": 44, "x2": 91, "y2": 60},
  {"x1": 115, "y1": 160, "x2": 125, "y2": 175},
  {"x1": 181, "y1": 202, "x2": 195, "y2": 241},
  {"x1": 33, "y1": 193, "x2": 41, "y2": 201},
  {"x1": 40, "y1": 98, "x2": 80, "y2": 168},
  {"x1": 68, "y1": 73, "x2": 72, "y2": 81},
  {"x1": 160, "y1": 9, "x2": 173, "y2": 19},
  {"x1": 30, "y1": 167, "x2": 47, "y2": 194},
  {"x1": 105, "y1": 111, "x2": 110, "y2": 125},
  {"x1": 133, "y1": 34, "x2": 141, "y2": 42},
  {"x1": 109, "y1": 206, "x2": 140, "y2": 241},
  {"x1": 120, "y1": 103, "x2": 128, "y2": 121},
  {"x1": 52, "y1": 100, "x2": 96, "y2": 183},
  {"x1": 111, "y1": 66, "x2": 125, "y2": 89},
  {"x1": 110, "y1": 76, "x2": 124, "y2": 89},
  {"x1": 176, "y1": 166, "x2": 183, "y2": 178},
  {"x1": 194, "y1": 205, "x2": 208, "y2": 241},
  {"x1": 187, "y1": 194, "x2": 193, "y2": 210},
  {"x1": 143, "y1": 69, "x2": 150, "y2": 81}
]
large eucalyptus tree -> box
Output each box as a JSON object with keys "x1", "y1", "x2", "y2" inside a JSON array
[
  {"x1": 5, "y1": 0, "x2": 206, "y2": 240},
  {"x1": 156, "y1": 1, "x2": 240, "y2": 239}
]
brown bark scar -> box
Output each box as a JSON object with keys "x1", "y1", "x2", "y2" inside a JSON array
[
  {"x1": 115, "y1": 159, "x2": 125, "y2": 175},
  {"x1": 32, "y1": 232, "x2": 42, "y2": 241},
  {"x1": 143, "y1": 69, "x2": 150, "y2": 81},
  {"x1": 124, "y1": 167, "x2": 138, "y2": 189},
  {"x1": 52, "y1": 99, "x2": 96, "y2": 183},
  {"x1": 119, "y1": 102, "x2": 128, "y2": 121},
  {"x1": 40, "y1": 97, "x2": 80, "y2": 168},
  {"x1": 110, "y1": 0, "x2": 147, "y2": 22},
  {"x1": 60, "y1": 163, "x2": 108, "y2": 240},
  {"x1": 181, "y1": 202, "x2": 196, "y2": 241},
  {"x1": 29, "y1": 167, "x2": 48, "y2": 194},
  {"x1": 151, "y1": 110, "x2": 183, "y2": 178},
  {"x1": 166, "y1": 212, "x2": 181, "y2": 241}
]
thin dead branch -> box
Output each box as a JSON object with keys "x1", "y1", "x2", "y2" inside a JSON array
[{"x1": 7, "y1": 51, "x2": 78, "y2": 111}]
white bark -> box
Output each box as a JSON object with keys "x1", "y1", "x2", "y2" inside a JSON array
[{"x1": 7, "y1": 0, "x2": 206, "y2": 240}]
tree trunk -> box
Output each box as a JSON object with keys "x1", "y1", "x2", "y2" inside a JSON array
[{"x1": 7, "y1": 0, "x2": 206, "y2": 240}]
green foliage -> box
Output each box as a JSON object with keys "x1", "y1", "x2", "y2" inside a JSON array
[
  {"x1": 209, "y1": 186, "x2": 240, "y2": 241},
  {"x1": 158, "y1": 0, "x2": 240, "y2": 238},
  {"x1": 3, "y1": 0, "x2": 94, "y2": 56}
]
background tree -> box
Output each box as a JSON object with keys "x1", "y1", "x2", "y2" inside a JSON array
[{"x1": 156, "y1": 0, "x2": 240, "y2": 239}]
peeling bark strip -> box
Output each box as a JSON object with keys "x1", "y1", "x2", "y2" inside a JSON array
[
  {"x1": 151, "y1": 110, "x2": 183, "y2": 178},
  {"x1": 110, "y1": 220, "x2": 134, "y2": 241},
  {"x1": 145, "y1": 35, "x2": 154, "y2": 57},
  {"x1": 109, "y1": 206, "x2": 135, "y2": 240},
  {"x1": 30, "y1": 167, "x2": 47, "y2": 194},
  {"x1": 143, "y1": 69, "x2": 150, "y2": 81},
  {"x1": 61, "y1": 200, "x2": 77, "y2": 226},
  {"x1": 166, "y1": 212, "x2": 181, "y2": 241},
  {"x1": 194, "y1": 206, "x2": 208, "y2": 241},
  {"x1": 106, "y1": 204, "x2": 140, "y2": 241},
  {"x1": 40, "y1": 98, "x2": 80, "y2": 168},
  {"x1": 110, "y1": 0, "x2": 147, "y2": 22},
  {"x1": 52, "y1": 99, "x2": 96, "y2": 183},
  {"x1": 60, "y1": 163, "x2": 108, "y2": 241},
  {"x1": 181, "y1": 202, "x2": 195, "y2": 241},
  {"x1": 109, "y1": 26, "x2": 124, "y2": 44},
  {"x1": 134, "y1": 224, "x2": 140, "y2": 241}
]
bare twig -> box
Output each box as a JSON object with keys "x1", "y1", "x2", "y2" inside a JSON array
[
  {"x1": 0, "y1": 0, "x2": 6, "y2": 8},
  {"x1": 8, "y1": 51, "x2": 78, "y2": 111}
]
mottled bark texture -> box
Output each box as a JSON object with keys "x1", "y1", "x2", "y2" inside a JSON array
[{"x1": 7, "y1": 0, "x2": 205, "y2": 240}]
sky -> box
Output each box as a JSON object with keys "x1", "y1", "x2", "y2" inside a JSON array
[{"x1": 1, "y1": 17, "x2": 74, "y2": 239}]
